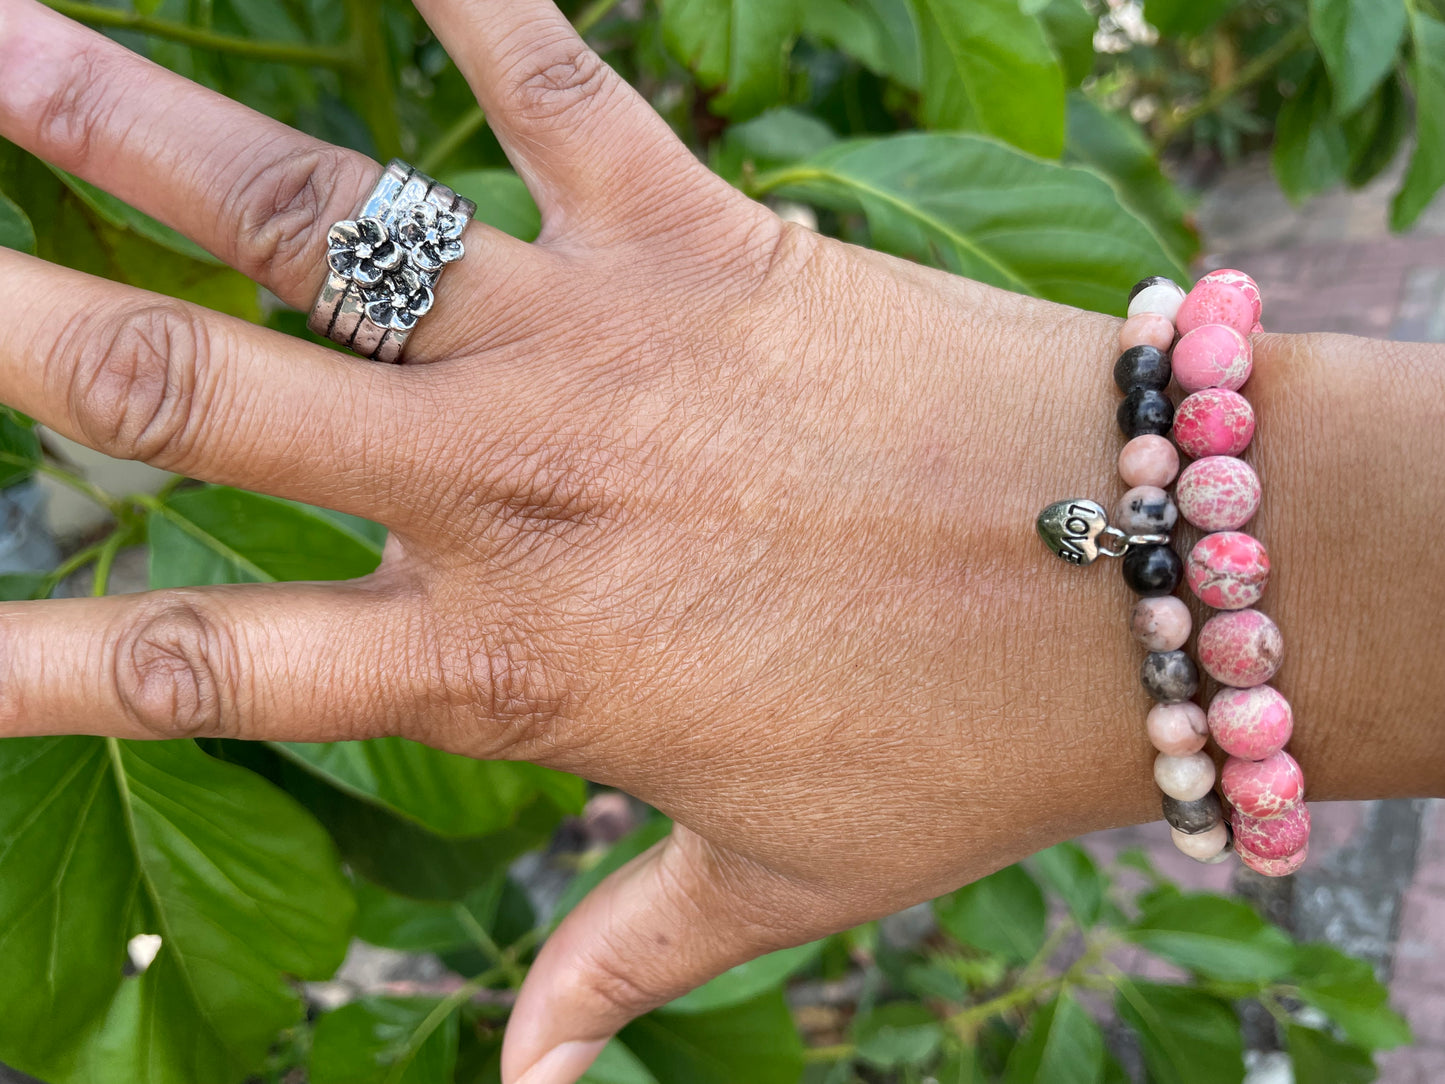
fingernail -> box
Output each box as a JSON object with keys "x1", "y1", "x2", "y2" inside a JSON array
[{"x1": 514, "y1": 1039, "x2": 609, "y2": 1084}]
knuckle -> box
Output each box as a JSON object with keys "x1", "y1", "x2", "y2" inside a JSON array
[
  {"x1": 29, "y1": 44, "x2": 122, "y2": 170},
  {"x1": 62, "y1": 303, "x2": 209, "y2": 466},
  {"x1": 505, "y1": 37, "x2": 613, "y2": 127},
  {"x1": 437, "y1": 620, "x2": 579, "y2": 760},
  {"x1": 227, "y1": 144, "x2": 370, "y2": 293},
  {"x1": 582, "y1": 951, "x2": 677, "y2": 1018},
  {"x1": 113, "y1": 598, "x2": 237, "y2": 740}
]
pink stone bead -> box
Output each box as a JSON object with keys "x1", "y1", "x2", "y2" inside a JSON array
[
  {"x1": 1154, "y1": 751, "x2": 1217, "y2": 802},
  {"x1": 1198, "y1": 608, "x2": 1283, "y2": 687},
  {"x1": 1173, "y1": 388, "x2": 1256, "y2": 459},
  {"x1": 1172, "y1": 324, "x2": 1253, "y2": 393},
  {"x1": 1171, "y1": 822, "x2": 1229, "y2": 861},
  {"x1": 1147, "y1": 701, "x2": 1210, "y2": 756},
  {"x1": 1237, "y1": 842, "x2": 1307, "y2": 877},
  {"x1": 1232, "y1": 802, "x2": 1310, "y2": 859},
  {"x1": 1186, "y1": 531, "x2": 1270, "y2": 610},
  {"x1": 1176, "y1": 280, "x2": 1256, "y2": 338},
  {"x1": 1118, "y1": 434, "x2": 1180, "y2": 488},
  {"x1": 1176, "y1": 456, "x2": 1261, "y2": 531},
  {"x1": 1198, "y1": 269, "x2": 1262, "y2": 324},
  {"x1": 1221, "y1": 750, "x2": 1304, "y2": 818},
  {"x1": 1119, "y1": 313, "x2": 1176, "y2": 352},
  {"x1": 1208, "y1": 685, "x2": 1293, "y2": 760},
  {"x1": 1130, "y1": 595, "x2": 1192, "y2": 651}
]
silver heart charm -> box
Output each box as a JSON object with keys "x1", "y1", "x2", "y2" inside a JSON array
[{"x1": 1037, "y1": 499, "x2": 1110, "y2": 565}]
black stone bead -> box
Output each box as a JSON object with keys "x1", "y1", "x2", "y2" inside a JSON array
[
  {"x1": 1129, "y1": 275, "x2": 1179, "y2": 303},
  {"x1": 1162, "y1": 792, "x2": 1223, "y2": 835},
  {"x1": 1117, "y1": 388, "x2": 1175, "y2": 438},
  {"x1": 1141, "y1": 650, "x2": 1200, "y2": 703},
  {"x1": 1121, "y1": 544, "x2": 1182, "y2": 596},
  {"x1": 1113, "y1": 345, "x2": 1172, "y2": 393}
]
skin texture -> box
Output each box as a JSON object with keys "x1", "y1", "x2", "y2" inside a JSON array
[{"x1": 0, "y1": 2, "x2": 1442, "y2": 1082}]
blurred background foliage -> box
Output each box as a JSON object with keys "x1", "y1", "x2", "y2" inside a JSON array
[{"x1": 0, "y1": 0, "x2": 1438, "y2": 1081}]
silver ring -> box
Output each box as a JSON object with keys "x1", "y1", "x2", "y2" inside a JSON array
[{"x1": 308, "y1": 159, "x2": 476, "y2": 363}]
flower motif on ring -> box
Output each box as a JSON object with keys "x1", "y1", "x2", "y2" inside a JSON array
[
  {"x1": 395, "y1": 200, "x2": 466, "y2": 273},
  {"x1": 326, "y1": 217, "x2": 403, "y2": 286},
  {"x1": 362, "y1": 263, "x2": 435, "y2": 332}
]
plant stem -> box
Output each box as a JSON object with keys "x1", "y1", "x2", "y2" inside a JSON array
[
  {"x1": 42, "y1": 0, "x2": 357, "y2": 69},
  {"x1": 1152, "y1": 22, "x2": 1312, "y2": 151},
  {"x1": 416, "y1": 0, "x2": 624, "y2": 175},
  {"x1": 39, "y1": 538, "x2": 107, "y2": 596},
  {"x1": 946, "y1": 928, "x2": 1121, "y2": 1036},
  {"x1": 0, "y1": 452, "x2": 126, "y2": 519},
  {"x1": 343, "y1": 0, "x2": 402, "y2": 160},
  {"x1": 417, "y1": 109, "x2": 488, "y2": 177},
  {"x1": 91, "y1": 527, "x2": 128, "y2": 597},
  {"x1": 803, "y1": 1043, "x2": 855, "y2": 1063}
]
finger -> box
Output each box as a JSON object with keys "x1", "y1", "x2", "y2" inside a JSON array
[
  {"x1": 411, "y1": 0, "x2": 699, "y2": 232},
  {"x1": 1, "y1": 247, "x2": 423, "y2": 523},
  {"x1": 0, "y1": 581, "x2": 432, "y2": 742},
  {"x1": 501, "y1": 828, "x2": 830, "y2": 1084},
  {"x1": 0, "y1": 0, "x2": 537, "y2": 356}
]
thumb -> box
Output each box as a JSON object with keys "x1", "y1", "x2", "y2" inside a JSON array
[{"x1": 500, "y1": 826, "x2": 822, "y2": 1084}]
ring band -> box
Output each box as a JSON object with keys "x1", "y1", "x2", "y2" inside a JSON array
[{"x1": 308, "y1": 159, "x2": 476, "y2": 364}]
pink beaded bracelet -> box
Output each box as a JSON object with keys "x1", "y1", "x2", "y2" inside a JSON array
[{"x1": 1037, "y1": 270, "x2": 1309, "y2": 877}]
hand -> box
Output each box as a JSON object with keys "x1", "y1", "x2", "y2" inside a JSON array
[{"x1": 4, "y1": 3, "x2": 1443, "y2": 1084}]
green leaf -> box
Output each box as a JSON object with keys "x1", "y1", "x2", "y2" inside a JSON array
[
  {"x1": 273, "y1": 739, "x2": 584, "y2": 838},
  {"x1": 851, "y1": 1001, "x2": 944, "y2": 1069},
  {"x1": 713, "y1": 107, "x2": 839, "y2": 180},
  {"x1": 0, "y1": 737, "x2": 354, "y2": 1084},
  {"x1": 353, "y1": 874, "x2": 509, "y2": 954},
  {"x1": 310, "y1": 997, "x2": 459, "y2": 1084},
  {"x1": 620, "y1": 989, "x2": 805, "y2": 1084},
  {"x1": 1308, "y1": 0, "x2": 1407, "y2": 116},
  {"x1": 147, "y1": 485, "x2": 383, "y2": 587},
  {"x1": 554, "y1": 815, "x2": 673, "y2": 919},
  {"x1": 581, "y1": 1041, "x2": 661, "y2": 1084},
  {"x1": 763, "y1": 132, "x2": 1189, "y2": 314},
  {"x1": 1391, "y1": 12, "x2": 1445, "y2": 231},
  {"x1": 1004, "y1": 992, "x2": 1105, "y2": 1084},
  {"x1": 0, "y1": 572, "x2": 49, "y2": 600},
  {"x1": 1143, "y1": 0, "x2": 1233, "y2": 37},
  {"x1": 664, "y1": 941, "x2": 824, "y2": 1013},
  {"x1": 1126, "y1": 892, "x2": 1296, "y2": 982},
  {"x1": 443, "y1": 170, "x2": 542, "y2": 242},
  {"x1": 912, "y1": 0, "x2": 1065, "y2": 158},
  {"x1": 0, "y1": 189, "x2": 36, "y2": 253},
  {"x1": 1272, "y1": 62, "x2": 1350, "y2": 203},
  {"x1": 800, "y1": 0, "x2": 921, "y2": 87},
  {"x1": 934, "y1": 863, "x2": 1046, "y2": 962},
  {"x1": 1292, "y1": 943, "x2": 1412, "y2": 1050},
  {"x1": 1064, "y1": 93, "x2": 1200, "y2": 268},
  {"x1": 1286, "y1": 1023, "x2": 1377, "y2": 1084},
  {"x1": 1344, "y1": 75, "x2": 1410, "y2": 188},
  {"x1": 1114, "y1": 980, "x2": 1245, "y2": 1084},
  {"x1": 276, "y1": 750, "x2": 571, "y2": 901},
  {"x1": 50, "y1": 168, "x2": 221, "y2": 264},
  {"x1": 661, "y1": 0, "x2": 801, "y2": 119},
  {"x1": 1037, "y1": 0, "x2": 1097, "y2": 88},
  {"x1": 0, "y1": 406, "x2": 42, "y2": 489},
  {"x1": 1030, "y1": 840, "x2": 1106, "y2": 927}
]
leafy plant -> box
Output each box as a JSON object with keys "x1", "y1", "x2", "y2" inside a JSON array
[{"x1": 0, "y1": 0, "x2": 1436, "y2": 1081}]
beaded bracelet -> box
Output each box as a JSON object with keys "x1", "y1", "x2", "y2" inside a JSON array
[{"x1": 1037, "y1": 270, "x2": 1309, "y2": 877}]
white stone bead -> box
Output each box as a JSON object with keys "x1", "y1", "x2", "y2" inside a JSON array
[
  {"x1": 1127, "y1": 281, "x2": 1186, "y2": 323},
  {"x1": 1153, "y1": 750, "x2": 1217, "y2": 801},
  {"x1": 1171, "y1": 822, "x2": 1230, "y2": 861}
]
